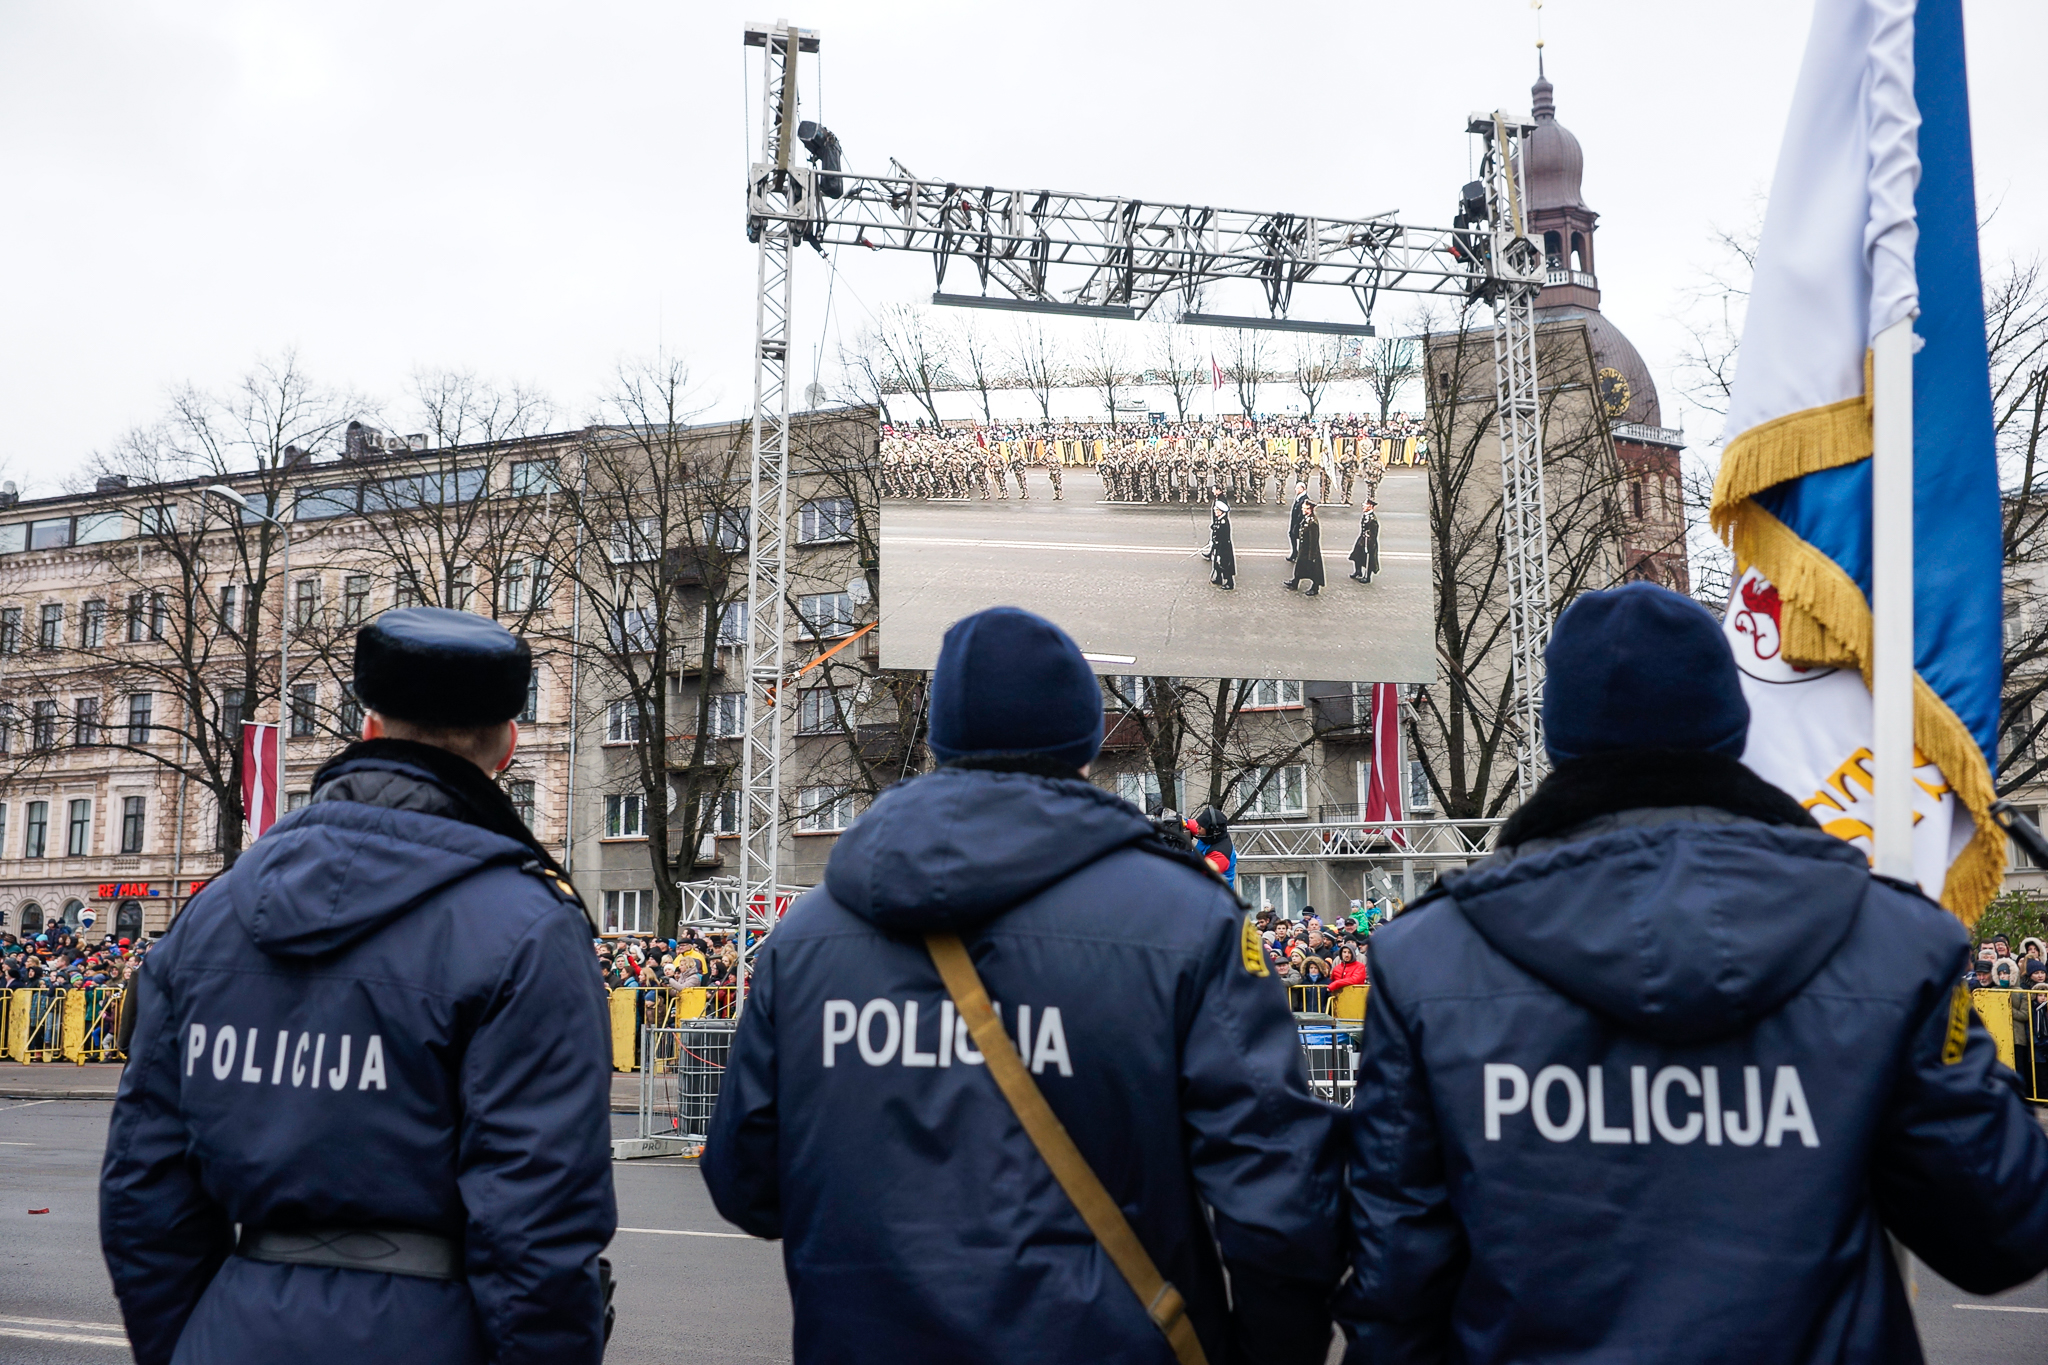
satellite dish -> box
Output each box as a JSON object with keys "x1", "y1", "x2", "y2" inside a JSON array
[
  {"x1": 667, "y1": 782, "x2": 679, "y2": 813},
  {"x1": 846, "y1": 577, "x2": 871, "y2": 606}
]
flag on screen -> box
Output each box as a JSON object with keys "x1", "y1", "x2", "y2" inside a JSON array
[
  {"x1": 1710, "y1": 0, "x2": 2002, "y2": 917},
  {"x1": 1211, "y1": 356, "x2": 1225, "y2": 391},
  {"x1": 1364, "y1": 683, "x2": 1405, "y2": 845},
  {"x1": 241, "y1": 721, "x2": 280, "y2": 839}
]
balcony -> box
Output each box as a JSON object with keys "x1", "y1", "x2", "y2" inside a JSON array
[
  {"x1": 1611, "y1": 421, "x2": 1685, "y2": 448},
  {"x1": 1543, "y1": 268, "x2": 1598, "y2": 290}
]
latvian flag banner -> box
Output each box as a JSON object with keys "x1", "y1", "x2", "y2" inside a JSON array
[
  {"x1": 241, "y1": 721, "x2": 280, "y2": 840},
  {"x1": 1711, "y1": 0, "x2": 2002, "y2": 916}
]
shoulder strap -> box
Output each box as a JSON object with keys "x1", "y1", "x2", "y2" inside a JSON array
[{"x1": 924, "y1": 932, "x2": 1208, "y2": 1365}]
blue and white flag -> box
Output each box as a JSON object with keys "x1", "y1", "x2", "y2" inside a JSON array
[{"x1": 1711, "y1": 0, "x2": 2003, "y2": 917}]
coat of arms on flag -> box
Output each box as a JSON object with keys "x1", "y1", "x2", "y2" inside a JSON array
[{"x1": 1711, "y1": 0, "x2": 2003, "y2": 918}]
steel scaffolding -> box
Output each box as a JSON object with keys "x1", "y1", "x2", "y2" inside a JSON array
[{"x1": 721, "y1": 25, "x2": 1553, "y2": 1001}]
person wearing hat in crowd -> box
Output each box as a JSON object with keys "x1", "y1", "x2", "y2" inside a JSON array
[
  {"x1": 1347, "y1": 499, "x2": 1380, "y2": 584},
  {"x1": 102, "y1": 606, "x2": 617, "y2": 1365},
  {"x1": 1287, "y1": 481, "x2": 1310, "y2": 563},
  {"x1": 706, "y1": 605, "x2": 1343, "y2": 1365},
  {"x1": 1337, "y1": 581, "x2": 2048, "y2": 1364},
  {"x1": 1208, "y1": 488, "x2": 1238, "y2": 591},
  {"x1": 1284, "y1": 501, "x2": 1326, "y2": 597}
]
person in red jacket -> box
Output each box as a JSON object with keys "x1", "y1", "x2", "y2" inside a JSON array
[{"x1": 1328, "y1": 943, "x2": 1367, "y2": 992}]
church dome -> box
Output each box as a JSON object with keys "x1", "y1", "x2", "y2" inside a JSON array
[
  {"x1": 1525, "y1": 69, "x2": 1587, "y2": 213},
  {"x1": 1537, "y1": 306, "x2": 1664, "y2": 428}
]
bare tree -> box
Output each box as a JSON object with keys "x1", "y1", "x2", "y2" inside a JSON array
[
  {"x1": 1362, "y1": 334, "x2": 1422, "y2": 423},
  {"x1": 867, "y1": 305, "x2": 953, "y2": 428},
  {"x1": 1405, "y1": 304, "x2": 1633, "y2": 819},
  {"x1": 1226, "y1": 329, "x2": 1266, "y2": 419},
  {"x1": 1291, "y1": 336, "x2": 1342, "y2": 420},
  {"x1": 1151, "y1": 318, "x2": 1207, "y2": 422},
  {"x1": 539, "y1": 357, "x2": 757, "y2": 936},
  {"x1": 950, "y1": 316, "x2": 1002, "y2": 426},
  {"x1": 1078, "y1": 324, "x2": 1132, "y2": 426},
  {"x1": 8, "y1": 354, "x2": 357, "y2": 865},
  {"x1": 1009, "y1": 319, "x2": 1067, "y2": 421},
  {"x1": 835, "y1": 338, "x2": 894, "y2": 426}
]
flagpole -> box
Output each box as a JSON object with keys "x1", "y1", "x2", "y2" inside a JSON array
[{"x1": 1871, "y1": 314, "x2": 1916, "y2": 882}]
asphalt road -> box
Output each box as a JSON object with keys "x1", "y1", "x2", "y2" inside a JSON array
[
  {"x1": 880, "y1": 468, "x2": 1435, "y2": 682},
  {"x1": 4, "y1": 1096, "x2": 2042, "y2": 1362}
]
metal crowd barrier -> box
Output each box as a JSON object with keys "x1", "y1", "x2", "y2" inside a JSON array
[
  {"x1": 607, "y1": 986, "x2": 741, "y2": 1072},
  {"x1": 1293, "y1": 985, "x2": 1368, "y2": 1106},
  {"x1": 624, "y1": 1020, "x2": 737, "y2": 1158},
  {"x1": 1, "y1": 987, "x2": 127, "y2": 1064},
  {"x1": 1973, "y1": 989, "x2": 2048, "y2": 1104}
]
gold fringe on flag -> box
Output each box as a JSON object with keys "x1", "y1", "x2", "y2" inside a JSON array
[{"x1": 1717, "y1": 487, "x2": 2004, "y2": 923}]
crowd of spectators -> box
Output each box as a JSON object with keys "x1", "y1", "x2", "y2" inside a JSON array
[
  {"x1": 595, "y1": 930, "x2": 741, "y2": 994},
  {"x1": 2, "y1": 924, "x2": 151, "y2": 993},
  {"x1": 1965, "y1": 933, "x2": 2048, "y2": 991},
  {"x1": 1253, "y1": 905, "x2": 1383, "y2": 1011}
]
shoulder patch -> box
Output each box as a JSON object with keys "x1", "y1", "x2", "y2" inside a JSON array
[
  {"x1": 520, "y1": 859, "x2": 584, "y2": 908},
  {"x1": 1240, "y1": 913, "x2": 1270, "y2": 977},
  {"x1": 1943, "y1": 981, "x2": 1973, "y2": 1065}
]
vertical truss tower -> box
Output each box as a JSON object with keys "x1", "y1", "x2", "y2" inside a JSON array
[
  {"x1": 736, "y1": 21, "x2": 816, "y2": 996},
  {"x1": 1473, "y1": 113, "x2": 1551, "y2": 796}
]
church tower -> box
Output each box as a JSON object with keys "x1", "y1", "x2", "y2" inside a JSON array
[{"x1": 1521, "y1": 54, "x2": 1688, "y2": 589}]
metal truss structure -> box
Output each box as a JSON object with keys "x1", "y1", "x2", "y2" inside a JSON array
[
  {"x1": 723, "y1": 23, "x2": 1551, "y2": 1001},
  {"x1": 1231, "y1": 819, "x2": 1503, "y2": 866}
]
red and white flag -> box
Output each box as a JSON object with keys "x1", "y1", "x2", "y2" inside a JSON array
[
  {"x1": 1363, "y1": 683, "x2": 1405, "y2": 845},
  {"x1": 1210, "y1": 356, "x2": 1225, "y2": 391},
  {"x1": 241, "y1": 721, "x2": 280, "y2": 839}
]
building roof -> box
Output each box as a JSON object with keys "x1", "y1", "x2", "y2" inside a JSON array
[{"x1": 1526, "y1": 62, "x2": 1588, "y2": 214}]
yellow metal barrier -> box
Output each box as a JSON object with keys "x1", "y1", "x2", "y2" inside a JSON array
[
  {"x1": 0, "y1": 988, "x2": 128, "y2": 1064},
  {"x1": 1976, "y1": 989, "x2": 2048, "y2": 1104},
  {"x1": 3, "y1": 990, "x2": 26, "y2": 1062},
  {"x1": 1329, "y1": 985, "x2": 1369, "y2": 1023}
]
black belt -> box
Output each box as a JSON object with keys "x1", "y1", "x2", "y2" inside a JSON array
[{"x1": 236, "y1": 1225, "x2": 464, "y2": 1282}]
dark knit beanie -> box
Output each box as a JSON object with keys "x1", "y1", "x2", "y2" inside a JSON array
[
  {"x1": 926, "y1": 607, "x2": 1103, "y2": 772},
  {"x1": 1543, "y1": 582, "x2": 1749, "y2": 764}
]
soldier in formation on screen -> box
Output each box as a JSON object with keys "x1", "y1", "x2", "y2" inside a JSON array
[
  {"x1": 1208, "y1": 490, "x2": 1237, "y2": 591},
  {"x1": 1285, "y1": 501, "x2": 1325, "y2": 597},
  {"x1": 1044, "y1": 449, "x2": 1062, "y2": 501},
  {"x1": 1348, "y1": 499, "x2": 1381, "y2": 584}
]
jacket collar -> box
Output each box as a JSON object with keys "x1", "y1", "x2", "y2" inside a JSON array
[
  {"x1": 1498, "y1": 749, "x2": 1818, "y2": 849},
  {"x1": 312, "y1": 738, "x2": 572, "y2": 881}
]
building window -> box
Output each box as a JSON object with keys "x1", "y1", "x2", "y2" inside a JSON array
[
  {"x1": 219, "y1": 584, "x2": 241, "y2": 635},
  {"x1": 706, "y1": 691, "x2": 746, "y2": 739},
  {"x1": 1103, "y1": 676, "x2": 1160, "y2": 712},
  {"x1": 601, "y1": 889, "x2": 652, "y2": 935},
  {"x1": 73, "y1": 697, "x2": 100, "y2": 747},
  {"x1": 285, "y1": 791, "x2": 311, "y2": 813},
  {"x1": 613, "y1": 606, "x2": 657, "y2": 653},
  {"x1": 716, "y1": 602, "x2": 749, "y2": 647},
  {"x1": 126, "y1": 593, "x2": 147, "y2": 642},
  {"x1": 121, "y1": 796, "x2": 146, "y2": 854},
  {"x1": 24, "y1": 801, "x2": 47, "y2": 859},
  {"x1": 605, "y1": 793, "x2": 646, "y2": 839},
  {"x1": 38, "y1": 603, "x2": 62, "y2": 650},
  {"x1": 605, "y1": 701, "x2": 641, "y2": 744},
  {"x1": 0, "y1": 803, "x2": 7, "y2": 853},
  {"x1": 703, "y1": 509, "x2": 748, "y2": 552},
  {"x1": 342, "y1": 575, "x2": 370, "y2": 625},
  {"x1": 707, "y1": 789, "x2": 741, "y2": 835},
  {"x1": 29, "y1": 518, "x2": 71, "y2": 550},
  {"x1": 609, "y1": 517, "x2": 661, "y2": 564},
  {"x1": 797, "y1": 786, "x2": 860, "y2": 833},
  {"x1": 510, "y1": 459, "x2": 559, "y2": 496},
  {"x1": 396, "y1": 574, "x2": 424, "y2": 610},
  {"x1": 127, "y1": 693, "x2": 153, "y2": 745},
  {"x1": 1245, "y1": 679, "x2": 1304, "y2": 709},
  {"x1": 221, "y1": 688, "x2": 245, "y2": 737},
  {"x1": 501, "y1": 559, "x2": 531, "y2": 612},
  {"x1": 447, "y1": 564, "x2": 474, "y2": 610},
  {"x1": 1234, "y1": 764, "x2": 1307, "y2": 818},
  {"x1": 1630, "y1": 481, "x2": 1645, "y2": 519},
  {"x1": 799, "y1": 497, "x2": 855, "y2": 544},
  {"x1": 1116, "y1": 770, "x2": 1187, "y2": 815},
  {"x1": 509, "y1": 779, "x2": 536, "y2": 827},
  {"x1": 0, "y1": 607, "x2": 19, "y2": 654},
  {"x1": 797, "y1": 592, "x2": 855, "y2": 639},
  {"x1": 519, "y1": 670, "x2": 539, "y2": 724},
  {"x1": 797, "y1": 687, "x2": 851, "y2": 736},
  {"x1": 79, "y1": 599, "x2": 106, "y2": 649},
  {"x1": 338, "y1": 685, "x2": 363, "y2": 738},
  {"x1": 67, "y1": 799, "x2": 91, "y2": 857},
  {"x1": 1409, "y1": 758, "x2": 1434, "y2": 813},
  {"x1": 149, "y1": 592, "x2": 168, "y2": 640},
  {"x1": 139, "y1": 503, "x2": 178, "y2": 536},
  {"x1": 17, "y1": 902, "x2": 41, "y2": 934},
  {"x1": 32, "y1": 700, "x2": 57, "y2": 750},
  {"x1": 293, "y1": 577, "x2": 319, "y2": 627},
  {"x1": 290, "y1": 683, "x2": 318, "y2": 737}
]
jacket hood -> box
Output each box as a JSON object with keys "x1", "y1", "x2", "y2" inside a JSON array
[
  {"x1": 825, "y1": 767, "x2": 1155, "y2": 932},
  {"x1": 226, "y1": 757, "x2": 536, "y2": 960},
  {"x1": 1448, "y1": 817, "x2": 1871, "y2": 1043}
]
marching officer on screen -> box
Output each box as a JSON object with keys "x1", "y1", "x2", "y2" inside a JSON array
[
  {"x1": 707, "y1": 605, "x2": 1343, "y2": 1365},
  {"x1": 1347, "y1": 500, "x2": 1380, "y2": 584},
  {"x1": 1287, "y1": 481, "x2": 1310, "y2": 562},
  {"x1": 1208, "y1": 489, "x2": 1238, "y2": 591},
  {"x1": 101, "y1": 607, "x2": 617, "y2": 1365}
]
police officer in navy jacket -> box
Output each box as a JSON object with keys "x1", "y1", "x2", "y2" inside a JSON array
[
  {"x1": 706, "y1": 606, "x2": 1344, "y2": 1365},
  {"x1": 101, "y1": 608, "x2": 616, "y2": 1365},
  {"x1": 1337, "y1": 583, "x2": 2048, "y2": 1364}
]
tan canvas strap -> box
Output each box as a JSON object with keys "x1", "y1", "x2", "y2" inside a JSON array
[{"x1": 925, "y1": 932, "x2": 1208, "y2": 1365}]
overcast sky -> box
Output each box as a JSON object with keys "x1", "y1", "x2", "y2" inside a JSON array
[{"x1": 3, "y1": 0, "x2": 2043, "y2": 496}]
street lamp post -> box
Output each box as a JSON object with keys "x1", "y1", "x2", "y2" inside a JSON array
[{"x1": 205, "y1": 485, "x2": 290, "y2": 832}]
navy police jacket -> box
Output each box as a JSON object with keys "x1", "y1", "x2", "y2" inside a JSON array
[
  {"x1": 101, "y1": 741, "x2": 617, "y2": 1365},
  {"x1": 1336, "y1": 752, "x2": 2048, "y2": 1364},
  {"x1": 704, "y1": 766, "x2": 1345, "y2": 1365}
]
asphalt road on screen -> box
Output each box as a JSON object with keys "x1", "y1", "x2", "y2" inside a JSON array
[
  {"x1": 2, "y1": 1097, "x2": 2041, "y2": 1362},
  {"x1": 880, "y1": 468, "x2": 1435, "y2": 682}
]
